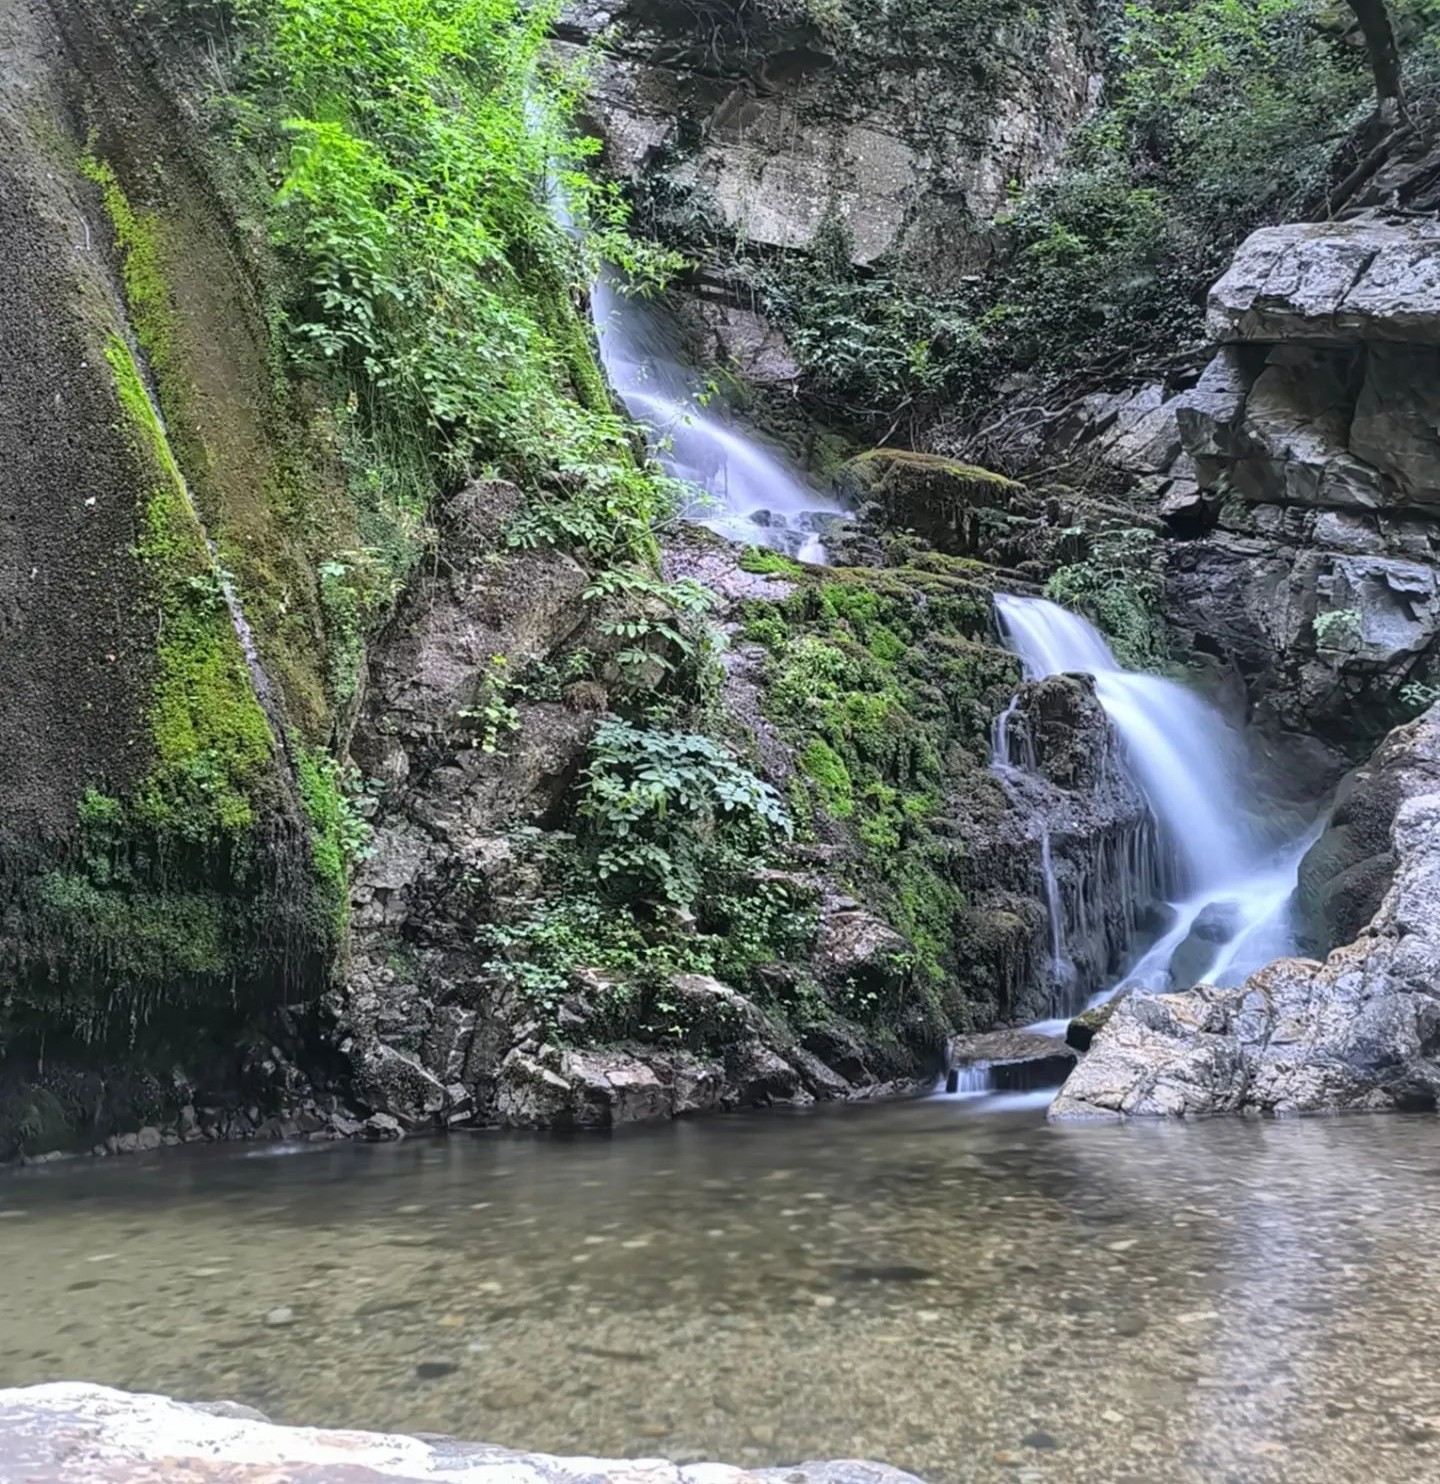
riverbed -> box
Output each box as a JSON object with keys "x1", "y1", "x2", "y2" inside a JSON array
[{"x1": 2, "y1": 1091, "x2": 1438, "y2": 1484}]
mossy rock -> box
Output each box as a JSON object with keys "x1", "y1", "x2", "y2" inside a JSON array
[{"x1": 840, "y1": 448, "x2": 1028, "y2": 551}]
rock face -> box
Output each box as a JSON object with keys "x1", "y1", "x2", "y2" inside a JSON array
[
  {"x1": 563, "y1": 0, "x2": 1101, "y2": 302},
  {"x1": 976, "y1": 672, "x2": 1158, "y2": 1022},
  {"x1": 1163, "y1": 217, "x2": 1440, "y2": 743},
  {"x1": 0, "y1": 0, "x2": 344, "y2": 1156},
  {"x1": 1051, "y1": 706, "x2": 1440, "y2": 1120},
  {"x1": 1035, "y1": 213, "x2": 1440, "y2": 748},
  {"x1": 334, "y1": 518, "x2": 951, "y2": 1133},
  {"x1": 1297, "y1": 701, "x2": 1440, "y2": 957},
  {"x1": 0, "y1": 1383, "x2": 925, "y2": 1484}
]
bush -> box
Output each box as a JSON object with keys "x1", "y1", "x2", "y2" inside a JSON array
[
  {"x1": 231, "y1": 0, "x2": 680, "y2": 535},
  {"x1": 578, "y1": 719, "x2": 790, "y2": 905},
  {"x1": 1045, "y1": 527, "x2": 1169, "y2": 671}
]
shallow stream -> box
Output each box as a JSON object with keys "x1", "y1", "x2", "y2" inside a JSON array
[{"x1": 4, "y1": 1096, "x2": 1440, "y2": 1484}]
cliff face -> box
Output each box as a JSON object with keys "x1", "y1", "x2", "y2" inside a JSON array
[
  {"x1": 1, "y1": 0, "x2": 1130, "y2": 1155},
  {"x1": 0, "y1": 0, "x2": 343, "y2": 1139},
  {"x1": 565, "y1": 0, "x2": 1100, "y2": 281}
]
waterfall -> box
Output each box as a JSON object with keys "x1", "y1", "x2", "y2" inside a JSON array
[
  {"x1": 995, "y1": 595, "x2": 1313, "y2": 999},
  {"x1": 589, "y1": 271, "x2": 843, "y2": 559}
]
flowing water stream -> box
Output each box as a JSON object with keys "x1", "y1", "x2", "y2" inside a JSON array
[
  {"x1": 589, "y1": 271, "x2": 842, "y2": 558},
  {"x1": 994, "y1": 595, "x2": 1315, "y2": 1016},
  {"x1": 4, "y1": 1104, "x2": 1440, "y2": 1484}
]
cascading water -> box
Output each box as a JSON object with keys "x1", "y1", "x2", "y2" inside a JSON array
[
  {"x1": 540, "y1": 128, "x2": 838, "y2": 557},
  {"x1": 589, "y1": 271, "x2": 843, "y2": 559},
  {"x1": 944, "y1": 593, "x2": 1316, "y2": 1105},
  {"x1": 995, "y1": 594, "x2": 1315, "y2": 1000}
]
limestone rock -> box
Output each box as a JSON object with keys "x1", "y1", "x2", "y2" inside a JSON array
[
  {"x1": 0, "y1": 1382, "x2": 926, "y2": 1484},
  {"x1": 564, "y1": 0, "x2": 1100, "y2": 282}
]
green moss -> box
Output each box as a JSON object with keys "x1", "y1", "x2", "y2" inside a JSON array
[
  {"x1": 848, "y1": 447, "x2": 1022, "y2": 492},
  {"x1": 746, "y1": 556, "x2": 1019, "y2": 998},
  {"x1": 105, "y1": 335, "x2": 275, "y2": 842},
  {"x1": 83, "y1": 144, "x2": 353, "y2": 743},
  {"x1": 36, "y1": 872, "x2": 230, "y2": 982},
  {"x1": 81, "y1": 156, "x2": 177, "y2": 387},
  {"x1": 77, "y1": 788, "x2": 124, "y2": 828},
  {"x1": 800, "y1": 738, "x2": 855, "y2": 818},
  {"x1": 294, "y1": 744, "x2": 357, "y2": 938},
  {"x1": 739, "y1": 546, "x2": 805, "y2": 577}
]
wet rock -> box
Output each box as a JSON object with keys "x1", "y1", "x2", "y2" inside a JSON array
[
  {"x1": 1066, "y1": 999, "x2": 1120, "y2": 1052},
  {"x1": 564, "y1": 1049, "x2": 670, "y2": 1127},
  {"x1": 494, "y1": 1052, "x2": 575, "y2": 1129},
  {"x1": 1168, "y1": 902, "x2": 1245, "y2": 990},
  {"x1": 1052, "y1": 726, "x2": 1440, "y2": 1119},
  {"x1": 353, "y1": 1043, "x2": 447, "y2": 1131},
  {"x1": 949, "y1": 1030, "x2": 1076, "y2": 1092},
  {"x1": 360, "y1": 1113, "x2": 404, "y2": 1142},
  {"x1": 1297, "y1": 702, "x2": 1440, "y2": 956}
]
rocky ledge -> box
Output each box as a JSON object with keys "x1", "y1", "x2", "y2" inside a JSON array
[
  {"x1": 0, "y1": 1384, "x2": 924, "y2": 1484},
  {"x1": 1051, "y1": 709, "x2": 1440, "y2": 1119}
]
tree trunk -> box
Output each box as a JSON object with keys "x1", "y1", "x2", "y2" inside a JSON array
[{"x1": 1343, "y1": 0, "x2": 1410, "y2": 124}]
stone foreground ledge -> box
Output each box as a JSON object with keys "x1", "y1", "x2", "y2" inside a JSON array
[{"x1": 0, "y1": 1384, "x2": 925, "y2": 1484}]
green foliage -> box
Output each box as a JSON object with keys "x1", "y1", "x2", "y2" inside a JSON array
[
  {"x1": 231, "y1": 0, "x2": 679, "y2": 508},
  {"x1": 455, "y1": 655, "x2": 522, "y2": 753},
  {"x1": 1312, "y1": 606, "x2": 1363, "y2": 649},
  {"x1": 1401, "y1": 679, "x2": 1440, "y2": 713},
  {"x1": 646, "y1": 0, "x2": 1437, "y2": 428},
  {"x1": 1045, "y1": 527, "x2": 1169, "y2": 671},
  {"x1": 582, "y1": 565, "x2": 717, "y2": 674},
  {"x1": 476, "y1": 871, "x2": 816, "y2": 1036},
  {"x1": 578, "y1": 719, "x2": 789, "y2": 905}
]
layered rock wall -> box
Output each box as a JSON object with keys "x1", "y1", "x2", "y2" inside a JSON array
[{"x1": 1167, "y1": 219, "x2": 1440, "y2": 744}]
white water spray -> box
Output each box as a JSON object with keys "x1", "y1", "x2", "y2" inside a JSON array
[
  {"x1": 995, "y1": 594, "x2": 1313, "y2": 998},
  {"x1": 589, "y1": 271, "x2": 842, "y2": 558}
]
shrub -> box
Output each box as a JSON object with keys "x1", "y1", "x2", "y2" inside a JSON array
[{"x1": 578, "y1": 719, "x2": 790, "y2": 905}]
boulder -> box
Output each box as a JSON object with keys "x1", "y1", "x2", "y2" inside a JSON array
[
  {"x1": 351, "y1": 1042, "x2": 448, "y2": 1131},
  {"x1": 1052, "y1": 732, "x2": 1440, "y2": 1120},
  {"x1": 1065, "y1": 998, "x2": 1119, "y2": 1052},
  {"x1": 562, "y1": 1048, "x2": 672, "y2": 1127},
  {"x1": 0, "y1": 1382, "x2": 925, "y2": 1484},
  {"x1": 812, "y1": 906, "x2": 913, "y2": 999},
  {"x1": 1207, "y1": 217, "x2": 1440, "y2": 346}
]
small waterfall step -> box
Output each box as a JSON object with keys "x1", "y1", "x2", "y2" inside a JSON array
[{"x1": 942, "y1": 1030, "x2": 1077, "y2": 1096}]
